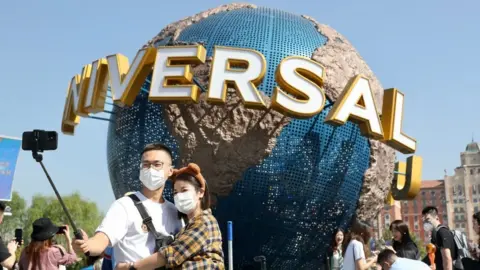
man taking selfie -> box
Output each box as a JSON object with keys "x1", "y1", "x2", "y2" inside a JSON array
[
  {"x1": 0, "y1": 202, "x2": 18, "y2": 270},
  {"x1": 73, "y1": 143, "x2": 183, "y2": 268}
]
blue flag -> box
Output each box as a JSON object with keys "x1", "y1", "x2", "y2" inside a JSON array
[{"x1": 0, "y1": 136, "x2": 21, "y2": 201}]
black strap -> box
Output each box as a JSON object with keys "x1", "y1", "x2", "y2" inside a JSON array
[{"x1": 128, "y1": 194, "x2": 160, "y2": 239}]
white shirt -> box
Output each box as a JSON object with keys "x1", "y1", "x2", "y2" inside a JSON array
[
  {"x1": 390, "y1": 257, "x2": 430, "y2": 270},
  {"x1": 343, "y1": 240, "x2": 366, "y2": 270},
  {"x1": 96, "y1": 191, "x2": 183, "y2": 265}
]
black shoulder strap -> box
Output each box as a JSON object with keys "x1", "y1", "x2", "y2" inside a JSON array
[
  {"x1": 128, "y1": 194, "x2": 160, "y2": 238},
  {"x1": 52, "y1": 245, "x2": 65, "y2": 256}
]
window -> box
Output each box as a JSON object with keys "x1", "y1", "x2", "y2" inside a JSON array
[
  {"x1": 414, "y1": 224, "x2": 419, "y2": 230},
  {"x1": 471, "y1": 169, "x2": 474, "y2": 175},
  {"x1": 455, "y1": 207, "x2": 458, "y2": 212},
  {"x1": 431, "y1": 191, "x2": 436, "y2": 198},
  {"x1": 443, "y1": 215, "x2": 448, "y2": 222},
  {"x1": 454, "y1": 199, "x2": 458, "y2": 203},
  {"x1": 462, "y1": 223, "x2": 465, "y2": 228},
  {"x1": 414, "y1": 216, "x2": 418, "y2": 221},
  {"x1": 459, "y1": 199, "x2": 464, "y2": 203},
  {"x1": 475, "y1": 206, "x2": 479, "y2": 212},
  {"x1": 478, "y1": 168, "x2": 480, "y2": 173},
  {"x1": 475, "y1": 199, "x2": 478, "y2": 203},
  {"x1": 422, "y1": 191, "x2": 426, "y2": 197},
  {"x1": 404, "y1": 217, "x2": 408, "y2": 222}
]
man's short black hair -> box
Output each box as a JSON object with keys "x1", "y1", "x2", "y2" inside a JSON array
[
  {"x1": 422, "y1": 206, "x2": 439, "y2": 216},
  {"x1": 141, "y1": 143, "x2": 173, "y2": 160},
  {"x1": 0, "y1": 201, "x2": 6, "y2": 212},
  {"x1": 377, "y1": 249, "x2": 397, "y2": 264}
]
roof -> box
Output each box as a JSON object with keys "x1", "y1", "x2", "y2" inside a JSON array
[
  {"x1": 466, "y1": 141, "x2": 480, "y2": 152},
  {"x1": 421, "y1": 180, "x2": 444, "y2": 189}
]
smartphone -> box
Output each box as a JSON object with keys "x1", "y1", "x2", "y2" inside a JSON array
[
  {"x1": 56, "y1": 226, "x2": 67, "y2": 234},
  {"x1": 14, "y1": 229, "x2": 22, "y2": 245}
]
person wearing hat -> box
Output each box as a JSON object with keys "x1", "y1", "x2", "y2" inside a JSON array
[
  {"x1": 115, "y1": 163, "x2": 225, "y2": 270},
  {"x1": 0, "y1": 201, "x2": 18, "y2": 270},
  {"x1": 18, "y1": 217, "x2": 78, "y2": 270}
]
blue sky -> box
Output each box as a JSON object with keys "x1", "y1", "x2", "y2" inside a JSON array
[{"x1": 1, "y1": 0, "x2": 479, "y2": 212}]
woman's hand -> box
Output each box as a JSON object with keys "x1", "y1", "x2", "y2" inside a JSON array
[
  {"x1": 115, "y1": 262, "x2": 130, "y2": 270},
  {"x1": 64, "y1": 225, "x2": 72, "y2": 242},
  {"x1": 7, "y1": 240, "x2": 18, "y2": 254}
]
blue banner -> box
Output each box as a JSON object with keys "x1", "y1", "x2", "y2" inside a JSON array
[{"x1": 0, "y1": 136, "x2": 22, "y2": 201}]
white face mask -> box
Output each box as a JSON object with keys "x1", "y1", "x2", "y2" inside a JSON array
[
  {"x1": 139, "y1": 168, "x2": 166, "y2": 190},
  {"x1": 423, "y1": 222, "x2": 434, "y2": 232},
  {"x1": 174, "y1": 190, "x2": 198, "y2": 214}
]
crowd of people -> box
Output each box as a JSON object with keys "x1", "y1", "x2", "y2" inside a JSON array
[
  {"x1": 0, "y1": 143, "x2": 479, "y2": 269},
  {"x1": 324, "y1": 206, "x2": 480, "y2": 270}
]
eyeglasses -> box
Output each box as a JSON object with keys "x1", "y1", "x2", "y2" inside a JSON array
[{"x1": 140, "y1": 162, "x2": 167, "y2": 171}]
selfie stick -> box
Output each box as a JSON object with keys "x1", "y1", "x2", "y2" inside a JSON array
[
  {"x1": 31, "y1": 152, "x2": 82, "y2": 239},
  {"x1": 29, "y1": 136, "x2": 97, "y2": 264},
  {"x1": 228, "y1": 221, "x2": 233, "y2": 270}
]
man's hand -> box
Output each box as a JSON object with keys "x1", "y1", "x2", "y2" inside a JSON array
[
  {"x1": 7, "y1": 240, "x2": 18, "y2": 254},
  {"x1": 72, "y1": 229, "x2": 90, "y2": 254},
  {"x1": 115, "y1": 262, "x2": 129, "y2": 270}
]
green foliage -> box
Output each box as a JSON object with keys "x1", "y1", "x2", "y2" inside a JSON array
[
  {"x1": 410, "y1": 232, "x2": 427, "y2": 259},
  {"x1": 23, "y1": 192, "x2": 103, "y2": 245},
  {"x1": 0, "y1": 192, "x2": 27, "y2": 241},
  {"x1": 0, "y1": 192, "x2": 104, "y2": 269}
]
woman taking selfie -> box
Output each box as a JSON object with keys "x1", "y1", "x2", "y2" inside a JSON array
[
  {"x1": 116, "y1": 163, "x2": 224, "y2": 270},
  {"x1": 389, "y1": 220, "x2": 419, "y2": 260},
  {"x1": 19, "y1": 217, "x2": 77, "y2": 270}
]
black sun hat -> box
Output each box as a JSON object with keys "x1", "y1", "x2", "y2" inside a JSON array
[{"x1": 31, "y1": 218, "x2": 61, "y2": 241}]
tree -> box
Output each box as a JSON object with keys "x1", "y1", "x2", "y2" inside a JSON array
[
  {"x1": 410, "y1": 232, "x2": 427, "y2": 259},
  {"x1": 0, "y1": 192, "x2": 27, "y2": 241},
  {"x1": 23, "y1": 192, "x2": 103, "y2": 245},
  {"x1": 0, "y1": 192, "x2": 104, "y2": 269}
]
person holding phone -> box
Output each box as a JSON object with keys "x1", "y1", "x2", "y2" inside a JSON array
[
  {"x1": 18, "y1": 217, "x2": 78, "y2": 269},
  {"x1": 343, "y1": 218, "x2": 378, "y2": 270},
  {"x1": 0, "y1": 202, "x2": 18, "y2": 270}
]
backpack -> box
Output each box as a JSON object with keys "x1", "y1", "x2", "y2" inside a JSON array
[{"x1": 437, "y1": 225, "x2": 471, "y2": 270}]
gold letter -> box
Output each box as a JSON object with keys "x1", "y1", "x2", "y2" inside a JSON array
[
  {"x1": 61, "y1": 75, "x2": 82, "y2": 135},
  {"x1": 325, "y1": 75, "x2": 384, "y2": 139},
  {"x1": 207, "y1": 46, "x2": 266, "y2": 108},
  {"x1": 391, "y1": 155, "x2": 422, "y2": 200},
  {"x1": 149, "y1": 45, "x2": 206, "y2": 103},
  {"x1": 271, "y1": 56, "x2": 326, "y2": 118},
  {"x1": 381, "y1": 88, "x2": 416, "y2": 154},
  {"x1": 106, "y1": 47, "x2": 157, "y2": 106},
  {"x1": 84, "y1": 59, "x2": 109, "y2": 113}
]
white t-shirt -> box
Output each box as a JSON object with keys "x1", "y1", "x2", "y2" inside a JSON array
[
  {"x1": 343, "y1": 240, "x2": 366, "y2": 270},
  {"x1": 96, "y1": 191, "x2": 183, "y2": 265},
  {"x1": 390, "y1": 257, "x2": 430, "y2": 270}
]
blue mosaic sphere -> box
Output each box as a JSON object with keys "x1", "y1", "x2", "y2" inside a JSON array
[{"x1": 107, "y1": 7, "x2": 371, "y2": 269}]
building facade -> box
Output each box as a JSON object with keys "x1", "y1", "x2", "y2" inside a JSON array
[
  {"x1": 402, "y1": 180, "x2": 448, "y2": 242},
  {"x1": 373, "y1": 201, "x2": 402, "y2": 239},
  {"x1": 444, "y1": 141, "x2": 480, "y2": 241}
]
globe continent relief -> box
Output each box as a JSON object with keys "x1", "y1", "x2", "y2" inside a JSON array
[{"x1": 106, "y1": 4, "x2": 395, "y2": 269}]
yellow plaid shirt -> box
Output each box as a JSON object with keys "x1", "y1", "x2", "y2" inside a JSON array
[{"x1": 162, "y1": 209, "x2": 225, "y2": 269}]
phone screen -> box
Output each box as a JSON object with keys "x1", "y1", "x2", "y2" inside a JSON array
[
  {"x1": 57, "y1": 226, "x2": 67, "y2": 234},
  {"x1": 14, "y1": 229, "x2": 22, "y2": 245}
]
